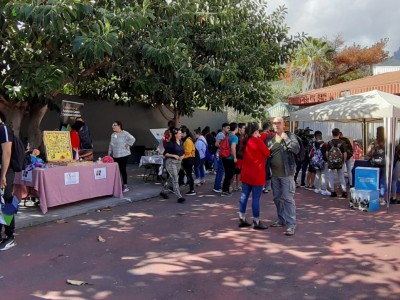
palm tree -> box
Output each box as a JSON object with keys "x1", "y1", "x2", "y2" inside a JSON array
[{"x1": 291, "y1": 37, "x2": 334, "y2": 92}]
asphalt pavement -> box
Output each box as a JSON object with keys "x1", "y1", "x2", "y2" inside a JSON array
[{"x1": 3, "y1": 164, "x2": 400, "y2": 299}]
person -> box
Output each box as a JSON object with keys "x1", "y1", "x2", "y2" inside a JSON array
[
  {"x1": 238, "y1": 122, "x2": 271, "y2": 230},
  {"x1": 213, "y1": 123, "x2": 230, "y2": 193},
  {"x1": 194, "y1": 127, "x2": 207, "y2": 185},
  {"x1": 366, "y1": 126, "x2": 386, "y2": 204},
  {"x1": 76, "y1": 117, "x2": 93, "y2": 160},
  {"x1": 326, "y1": 128, "x2": 347, "y2": 198},
  {"x1": 221, "y1": 122, "x2": 239, "y2": 196},
  {"x1": 339, "y1": 131, "x2": 354, "y2": 187},
  {"x1": 162, "y1": 120, "x2": 175, "y2": 148},
  {"x1": 390, "y1": 143, "x2": 400, "y2": 204},
  {"x1": 108, "y1": 121, "x2": 136, "y2": 193},
  {"x1": 160, "y1": 128, "x2": 186, "y2": 203},
  {"x1": 202, "y1": 126, "x2": 216, "y2": 172},
  {"x1": 232, "y1": 123, "x2": 246, "y2": 191},
  {"x1": 0, "y1": 111, "x2": 16, "y2": 250},
  {"x1": 309, "y1": 131, "x2": 331, "y2": 196},
  {"x1": 70, "y1": 120, "x2": 85, "y2": 159},
  {"x1": 180, "y1": 125, "x2": 196, "y2": 196},
  {"x1": 265, "y1": 117, "x2": 300, "y2": 236},
  {"x1": 260, "y1": 121, "x2": 273, "y2": 193},
  {"x1": 294, "y1": 129, "x2": 310, "y2": 188}
]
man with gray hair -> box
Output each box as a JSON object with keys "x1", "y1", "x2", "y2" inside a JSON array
[{"x1": 265, "y1": 117, "x2": 300, "y2": 236}]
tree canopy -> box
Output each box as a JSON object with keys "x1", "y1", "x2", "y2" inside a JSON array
[{"x1": 1, "y1": 0, "x2": 301, "y2": 143}]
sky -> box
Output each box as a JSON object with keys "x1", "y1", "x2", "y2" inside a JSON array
[{"x1": 267, "y1": 0, "x2": 399, "y2": 56}]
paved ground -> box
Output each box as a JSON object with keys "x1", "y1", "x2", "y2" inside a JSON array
[{"x1": 2, "y1": 165, "x2": 400, "y2": 299}]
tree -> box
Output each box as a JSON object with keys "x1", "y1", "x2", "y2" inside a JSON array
[
  {"x1": 0, "y1": 0, "x2": 152, "y2": 146},
  {"x1": 74, "y1": 0, "x2": 302, "y2": 124},
  {"x1": 290, "y1": 37, "x2": 334, "y2": 92}
]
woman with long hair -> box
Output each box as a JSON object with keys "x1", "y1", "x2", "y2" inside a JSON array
[
  {"x1": 180, "y1": 125, "x2": 196, "y2": 196},
  {"x1": 194, "y1": 127, "x2": 207, "y2": 185},
  {"x1": 160, "y1": 128, "x2": 186, "y2": 203},
  {"x1": 238, "y1": 122, "x2": 271, "y2": 230},
  {"x1": 108, "y1": 121, "x2": 136, "y2": 192}
]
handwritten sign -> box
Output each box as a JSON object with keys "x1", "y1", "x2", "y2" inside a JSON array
[
  {"x1": 64, "y1": 172, "x2": 80, "y2": 185},
  {"x1": 43, "y1": 131, "x2": 73, "y2": 162}
]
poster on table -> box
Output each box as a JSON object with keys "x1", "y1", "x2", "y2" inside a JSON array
[
  {"x1": 43, "y1": 131, "x2": 73, "y2": 162},
  {"x1": 60, "y1": 100, "x2": 84, "y2": 130},
  {"x1": 64, "y1": 172, "x2": 80, "y2": 185},
  {"x1": 94, "y1": 167, "x2": 107, "y2": 180},
  {"x1": 21, "y1": 169, "x2": 32, "y2": 182},
  {"x1": 150, "y1": 128, "x2": 167, "y2": 154}
]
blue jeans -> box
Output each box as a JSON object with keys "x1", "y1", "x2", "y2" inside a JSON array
[
  {"x1": 195, "y1": 158, "x2": 205, "y2": 179},
  {"x1": 271, "y1": 176, "x2": 296, "y2": 228},
  {"x1": 239, "y1": 183, "x2": 263, "y2": 219},
  {"x1": 213, "y1": 157, "x2": 224, "y2": 190}
]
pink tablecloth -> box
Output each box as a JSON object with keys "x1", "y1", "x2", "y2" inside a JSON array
[{"x1": 14, "y1": 163, "x2": 123, "y2": 214}]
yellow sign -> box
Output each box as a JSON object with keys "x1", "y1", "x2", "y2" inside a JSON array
[{"x1": 43, "y1": 131, "x2": 73, "y2": 162}]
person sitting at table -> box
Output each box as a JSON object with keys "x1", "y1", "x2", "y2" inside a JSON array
[
  {"x1": 160, "y1": 128, "x2": 186, "y2": 203},
  {"x1": 108, "y1": 121, "x2": 136, "y2": 193},
  {"x1": 70, "y1": 120, "x2": 85, "y2": 160}
]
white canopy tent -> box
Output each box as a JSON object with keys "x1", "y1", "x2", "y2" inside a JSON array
[{"x1": 290, "y1": 89, "x2": 400, "y2": 210}]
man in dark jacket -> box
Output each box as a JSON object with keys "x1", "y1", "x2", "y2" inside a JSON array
[{"x1": 266, "y1": 117, "x2": 300, "y2": 236}]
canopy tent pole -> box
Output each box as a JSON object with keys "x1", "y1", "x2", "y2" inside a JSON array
[
  {"x1": 362, "y1": 120, "x2": 368, "y2": 155},
  {"x1": 384, "y1": 117, "x2": 397, "y2": 211}
]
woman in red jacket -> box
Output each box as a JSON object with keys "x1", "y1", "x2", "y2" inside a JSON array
[{"x1": 238, "y1": 122, "x2": 271, "y2": 230}]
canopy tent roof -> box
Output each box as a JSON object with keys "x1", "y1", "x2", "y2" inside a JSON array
[
  {"x1": 265, "y1": 102, "x2": 299, "y2": 118},
  {"x1": 290, "y1": 90, "x2": 400, "y2": 123}
]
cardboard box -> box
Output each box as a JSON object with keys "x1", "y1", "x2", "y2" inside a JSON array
[
  {"x1": 349, "y1": 188, "x2": 380, "y2": 212},
  {"x1": 355, "y1": 167, "x2": 380, "y2": 191}
]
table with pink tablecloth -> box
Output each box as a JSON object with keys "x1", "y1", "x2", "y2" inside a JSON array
[{"x1": 14, "y1": 162, "x2": 123, "y2": 214}]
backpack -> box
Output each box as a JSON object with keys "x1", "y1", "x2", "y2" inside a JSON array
[
  {"x1": 194, "y1": 148, "x2": 201, "y2": 168},
  {"x1": 327, "y1": 141, "x2": 344, "y2": 169},
  {"x1": 310, "y1": 142, "x2": 325, "y2": 170},
  {"x1": 199, "y1": 139, "x2": 213, "y2": 162},
  {"x1": 219, "y1": 135, "x2": 231, "y2": 159},
  {"x1": 0, "y1": 125, "x2": 26, "y2": 172}
]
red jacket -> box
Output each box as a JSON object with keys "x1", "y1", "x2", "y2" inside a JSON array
[
  {"x1": 70, "y1": 130, "x2": 80, "y2": 150},
  {"x1": 241, "y1": 136, "x2": 270, "y2": 186}
]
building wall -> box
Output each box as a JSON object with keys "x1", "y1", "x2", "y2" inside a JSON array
[
  {"x1": 373, "y1": 66, "x2": 400, "y2": 75},
  {"x1": 40, "y1": 95, "x2": 227, "y2": 160}
]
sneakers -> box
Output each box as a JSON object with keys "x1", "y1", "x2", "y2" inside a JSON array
[
  {"x1": 285, "y1": 227, "x2": 295, "y2": 236},
  {"x1": 221, "y1": 191, "x2": 232, "y2": 197},
  {"x1": 341, "y1": 192, "x2": 348, "y2": 198},
  {"x1": 380, "y1": 198, "x2": 386, "y2": 205},
  {"x1": 194, "y1": 179, "x2": 201, "y2": 185},
  {"x1": 390, "y1": 198, "x2": 399, "y2": 204},
  {"x1": 177, "y1": 197, "x2": 186, "y2": 203},
  {"x1": 321, "y1": 190, "x2": 331, "y2": 196},
  {"x1": 185, "y1": 190, "x2": 196, "y2": 196},
  {"x1": 314, "y1": 189, "x2": 321, "y2": 194},
  {"x1": 270, "y1": 220, "x2": 285, "y2": 227},
  {"x1": 238, "y1": 218, "x2": 252, "y2": 228},
  {"x1": 263, "y1": 188, "x2": 269, "y2": 193},
  {"x1": 213, "y1": 188, "x2": 222, "y2": 193},
  {"x1": 305, "y1": 185, "x2": 315, "y2": 190},
  {"x1": 160, "y1": 192, "x2": 169, "y2": 199},
  {"x1": 122, "y1": 185, "x2": 129, "y2": 193},
  {"x1": 0, "y1": 237, "x2": 16, "y2": 251},
  {"x1": 330, "y1": 191, "x2": 338, "y2": 197},
  {"x1": 252, "y1": 220, "x2": 268, "y2": 230}
]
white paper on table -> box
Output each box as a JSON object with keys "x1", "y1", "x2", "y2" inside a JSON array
[
  {"x1": 64, "y1": 172, "x2": 80, "y2": 185},
  {"x1": 94, "y1": 167, "x2": 107, "y2": 180},
  {"x1": 22, "y1": 170, "x2": 32, "y2": 182}
]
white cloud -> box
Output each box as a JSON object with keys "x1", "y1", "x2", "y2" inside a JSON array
[{"x1": 267, "y1": 0, "x2": 399, "y2": 55}]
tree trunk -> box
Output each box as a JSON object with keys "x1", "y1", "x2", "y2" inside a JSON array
[
  {"x1": 0, "y1": 100, "x2": 28, "y2": 136},
  {"x1": 27, "y1": 103, "x2": 48, "y2": 150}
]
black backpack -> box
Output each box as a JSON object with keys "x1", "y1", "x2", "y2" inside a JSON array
[
  {"x1": 0, "y1": 124, "x2": 26, "y2": 172},
  {"x1": 292, "y1": 133, "x2": 305, "y2": 163}
]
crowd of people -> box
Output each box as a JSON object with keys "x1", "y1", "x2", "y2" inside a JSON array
[{"x1": 161, "y1": 117, "x2": 300, "y2": 236}]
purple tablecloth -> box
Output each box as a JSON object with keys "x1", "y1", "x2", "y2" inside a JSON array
[{"x1": 14, "y1": 163, "x2": 123, "y2": 214}]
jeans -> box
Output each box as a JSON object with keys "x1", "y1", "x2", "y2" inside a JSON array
[
  {"x1": 213, "y1": 157, "x2": 225, "y2": 190},
  {"x1": 239, "y1": 184, "x2": 263, "y2": 219},
  {"x1": 294, "y1": 160, "x2": 308, "y2": 186},
  {"x1": 314, "y1": 165, "x2": 328, "y2": 191},
  {"x1": 271, "y1": 176, "x2": 296, "y2": 228},
  {"x1": 328, "y1": 168, "x2": 347, "y2": 192},
  {"x1": 163, "y1": 158, "x2": 182, "y2": 198},
  {"x1": 391, "y1": 161, "x2": 400, "y2": 198},
  {"x1": 0, "y1": 168, "x2": 15, "y2": 238},
  {"x1": 378, "y1": 166, "x2": 386, "y2": 197},
  {"x1": 344, "y1": 158, "x2": 353, "y2": 186},
  {"x1": 222, "y1": 158, "x2": 236, "y2": 192},
  {"x1": 113, "y1": 155, "x2": 129, "y2": 185},
  {"x1": 195, "y1": 158, "x2": 205, "y2": 180}
]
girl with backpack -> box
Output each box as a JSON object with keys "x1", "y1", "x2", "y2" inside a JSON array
[
  {"x1": 309, "y1": 131, "x2": 330, "y2": 196},
  {"x1": 194, "y1": 128, "x2": 207, "y2": 186}
]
